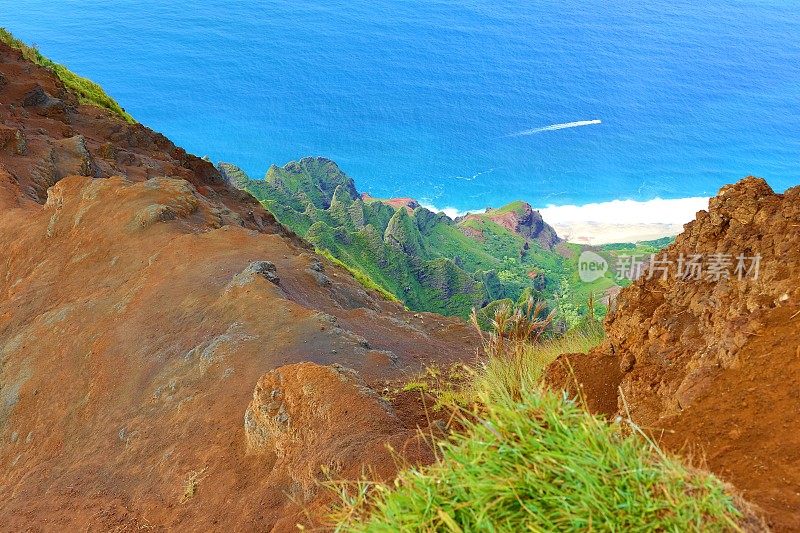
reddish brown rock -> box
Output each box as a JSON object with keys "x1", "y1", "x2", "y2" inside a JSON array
[
  {"x1": 0, "y1": 40, "x2": 479, "y2": 530},
  {"x1": 382, "y1": 197, "x2": 420, "y2": 213},
  {"x1": 554, "y1": 177, "x2": 800, "y2": 530},
  {"x1": 244, "y1": 363, "x2": 426, "y2": 505},
  {"x1": 0, "y1": 125, "x2": 26, "y2": 155},
  {"x1": 462, "y1": 202, "x2": 561, "y2": 250},
  {"x1": 600, "y1": 177, "x2": 799, "y2": 421}
]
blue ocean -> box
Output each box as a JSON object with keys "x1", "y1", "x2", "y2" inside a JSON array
[{"x1": 2, "y1": 1, "x2": 798, "y2": 211}]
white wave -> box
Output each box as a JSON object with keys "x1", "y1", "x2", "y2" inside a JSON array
[
  {"x1": 509, "y1": 119, "x2": 602, "y2": 137},
  {"x1": 550, "y1": 222, "x2": 686, "y2": 245},
  {"x1": 537, "y1": 196, "x2": 709, "y2": 225},
  {"x1": 538, "y1": 196, "x2": 710, "y2": 245},
  {"x1": 422, "y1": 196, "x2": 709, "y2": 243},
  {"x1": 419, "y1": 203, "x2": 486, "y2": 219}
]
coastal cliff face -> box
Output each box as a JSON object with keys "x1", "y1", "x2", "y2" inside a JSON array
[
  {"x1": 233, "y1": 159, "x2": 600, "y2": 321},
  {"x1": 550, "y1": 177, "x2": 800, "y2": 530},
  {"x1": 461, "y1": 201, "x2": 561, "y2": 250},
  {"x1": 0, "y1": 41, "x2": 480, "y2": 530}
]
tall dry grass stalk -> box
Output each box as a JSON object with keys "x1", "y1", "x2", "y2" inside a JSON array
[{"x1": 470, "y1": 298, "x2": 554, "y2": 362}]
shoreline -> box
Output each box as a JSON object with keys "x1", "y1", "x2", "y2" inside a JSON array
[
  {"x1": 550, "y1": 222, "x2": 684, "y2": 246},
  {"x1": 426, "y1": 196, "x2": 710, "y2": 245},
  {"x1": 538, "y1": 196, "x2": 708, "y2": 245}
]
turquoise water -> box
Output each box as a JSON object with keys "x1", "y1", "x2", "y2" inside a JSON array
[{"x1": 2, "y1": 1, "x2": 798, "y2": 210}]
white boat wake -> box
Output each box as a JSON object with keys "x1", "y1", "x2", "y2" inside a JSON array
[{"x1": 508, "y1": 119, "x2": 601, "y2": 136}]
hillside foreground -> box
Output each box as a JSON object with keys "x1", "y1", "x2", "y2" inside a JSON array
[
  {"x1": 1, "y1": 35, "x2": 799, "y2": 531},
  {"x1": 0, "y1": 40, "x2": 479, "y2": 529}
]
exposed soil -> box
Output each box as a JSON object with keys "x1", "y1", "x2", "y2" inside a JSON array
[
  {"x1": 657, "y1": 305, "x2": 800, "y2": 531},
  {"x1": 544, "y1": 351, "x2": 623, "y2": 416},
  {"x1": 0, "y1": 41, "x2": 481, "y2": 530},
  {"x1": 548, "y1": 178, "x2": 800, "y2": 531}
]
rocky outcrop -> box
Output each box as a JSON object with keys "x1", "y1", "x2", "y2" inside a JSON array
[
  {"x1": 0, "y1": 41, "x2": 272, "y2": 225},
  {"x1": 22, "y1": 84, "x2": 68, "y2": 120},
  {"x1": 230, "y1": 260, "x2": 280, "y2": 287},
  {"x1": 25, "y1": 135, "x2": 99, "y2": 198},
  {"x1": 550, "y1": 177, "x2": 800, "y2": 530},
  {"x1": 239, "y1": 363, "x2": 439, "y2": 529},
  {"x1": 244, "y1": 363, "x2": 410, "y2": 500},
  {"x1": 480, "y1": 201, "x2": 561, "y2": 249},
  {"x1": 599, "y1": 177, "x2": 799, "y2": 421}
]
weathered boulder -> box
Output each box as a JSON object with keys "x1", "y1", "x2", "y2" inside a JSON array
[
  {"x1": 30, "y1": 135, "x2": 98, "y2": 199},
  {"x1": 22, "y1": 84, "x2": 68, "y2": 120},
  {"x1": 245, "y1": 363, "x2": 398, "y2": 453},
  {"x1": 229, "y1": 260, "x2": 280, "y2": 288},
  {"x1": 244, "y1": 363, "x2": 406, "y2": 500}
]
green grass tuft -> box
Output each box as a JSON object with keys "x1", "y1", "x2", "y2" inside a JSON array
[
  {"x1": 0, "y1": 28, "x2": 135, "y2": 123},
  {"x1": 332, "y1": 316, "x2": 745, "y2": 532},
  {"x1": 333, "y1": 385, "x2": 742, "y2": 532},
  {"x1": 476, "y1": 322, "x2": 604, "y2": 404},
  {"x1": 400, "y1": 381, "x2": 429, "y2": 393}
]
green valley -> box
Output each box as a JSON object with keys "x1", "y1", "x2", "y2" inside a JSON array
[{"x1": 222, "y1": 157, "x2": 665, "y2": 326}]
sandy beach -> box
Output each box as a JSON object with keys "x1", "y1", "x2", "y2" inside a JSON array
[{"x1": 538, "y1": 196, "x2": 709, "y2": 245}]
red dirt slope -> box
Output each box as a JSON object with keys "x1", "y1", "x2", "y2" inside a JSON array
[
  {"x1": 0, "y1": 42, "x2": 479, "y2": 530},
  {"x1": 550, "y1": 178, "x2": 800, "y2": 530}
]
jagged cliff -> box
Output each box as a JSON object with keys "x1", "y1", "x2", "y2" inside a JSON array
[
  {"x1": 229, "y1": 158, "x2": 615, "y2": 320},
  {"x1": 549, "y1": 177, "x2": 800, "y2": 530},
  {"x1": 0, "y1": 40, "x2": 480, "y2": 530},
  {"x1": 460, "y1": 200, "x2": 561, "y2": 250}
]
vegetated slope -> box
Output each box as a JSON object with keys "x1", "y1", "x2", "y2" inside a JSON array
[
  {"x1": 223, "y1": 159, "x2": 622, "y2": 322},
  {"x1": 549, "y1": 177, "x2": 800, "y2": 531},
  {"x1": 0, "y1": 27, "x2": 134, "y2": 123},
  {"x1": 0, "y1": 39, "x2": 481, "y2": 530}
]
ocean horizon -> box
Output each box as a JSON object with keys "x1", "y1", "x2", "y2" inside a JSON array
[{"x1": 2, "y1": 0, "x2": 798, "y2": 220}]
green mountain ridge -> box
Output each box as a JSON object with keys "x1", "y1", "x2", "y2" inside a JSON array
[{"x1": 221, "y1": 157, "x2": 665, "y2": 324}]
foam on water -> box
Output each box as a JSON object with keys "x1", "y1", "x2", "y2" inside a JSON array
[{"x1": 509, "y1": 119, "x2": 602, "y2": 136}]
